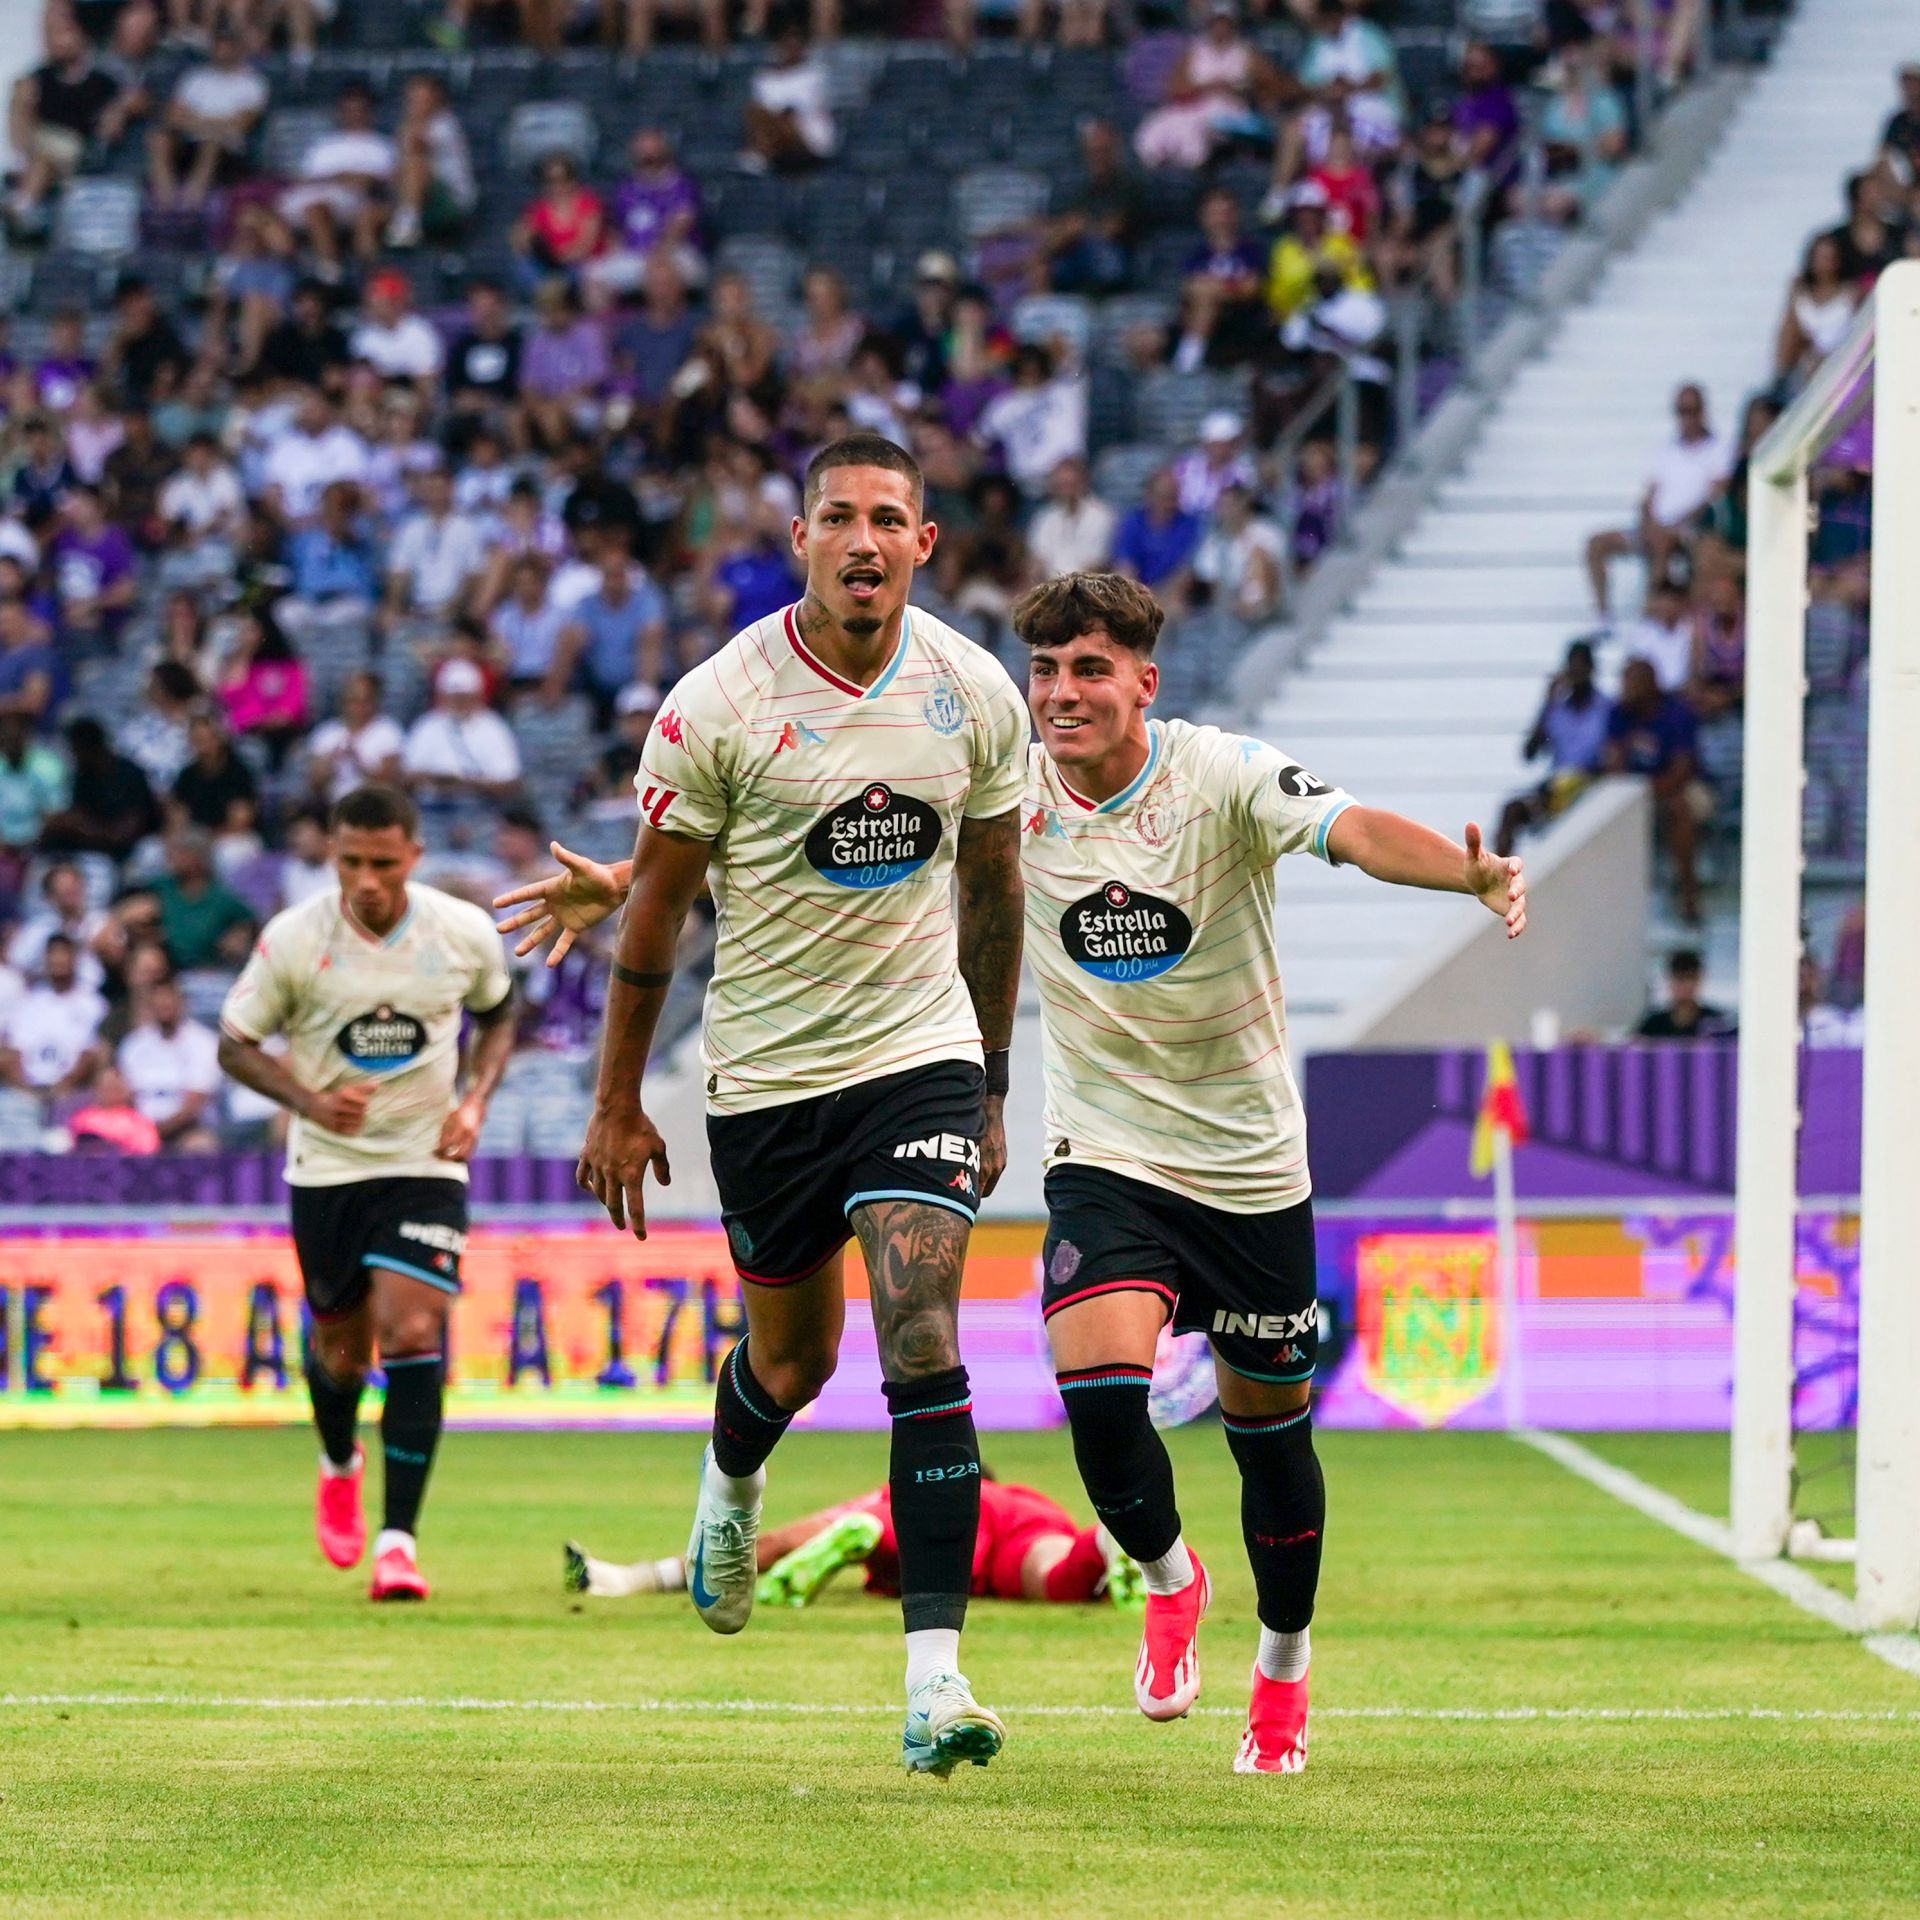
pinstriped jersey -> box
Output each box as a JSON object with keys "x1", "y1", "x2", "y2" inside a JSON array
[
  {"x1": 636, "y1": 603, "x2": 1029, "y2": 1113},
  {"x1": 1022, "y1": 718, "x2": 1354, "y2": 1213}
]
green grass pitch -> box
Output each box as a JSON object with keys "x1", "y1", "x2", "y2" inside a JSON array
[{"x1": 3, "y1": 1426, "x2": 1917, "y2": 1919}]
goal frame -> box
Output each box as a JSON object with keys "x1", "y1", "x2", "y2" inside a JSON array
[{"x1": 1731, "y1": 259, "x2": 1920, "y2": 1630}]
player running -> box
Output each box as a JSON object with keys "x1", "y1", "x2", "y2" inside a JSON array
[
  {"x1": 1012, "y1": 572, "x2": 1525, "y2": 1772},
  {"x1": 217, "y1": 785, "x2": 515, "y2": 1602},
  {"x1": 500, "y1": 435, "x2": 1028, "y2": 1776},
  {"x1": 564, "y1": 1475, "x2": 1143, "y2": 1612}
]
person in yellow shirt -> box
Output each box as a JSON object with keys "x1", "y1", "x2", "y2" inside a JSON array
[{"x1": 1264, "y1": 180, "x2": 1371, "y2": 322}]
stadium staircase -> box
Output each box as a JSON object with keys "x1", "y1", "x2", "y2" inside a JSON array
[{"x1": 1227, "y1": 0, "x2": 1913, "y2": 1050}]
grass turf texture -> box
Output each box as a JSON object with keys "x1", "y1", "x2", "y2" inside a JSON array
[{"x1": 3, "y1": 1428, "x2": 1917, "y2": 1919}]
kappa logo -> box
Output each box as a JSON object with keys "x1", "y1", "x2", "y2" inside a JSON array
[
  {"x1": 656, "y1": 709, "x2": 683, "y2": 745},
  {"x1": 947, "y1": 1169, "x2": 974, "y2": 1195},
  {"x1": 1212, "y1": 1305, "x2": 1318, "y2": 1342},
  {"x1": 775, "y1": 719, "x2": 826, "y2": 754},
  {"x1": 1025, "y1": 806, "x2": 1067, "y2": 839},
  {"x1": 892, "y1": 1131, "x2": 981, "y2": 1170}
]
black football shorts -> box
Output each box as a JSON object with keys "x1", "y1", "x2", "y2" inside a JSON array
[{"x1": 289, "y1": 1175, "x2": 469, "y2": 1319}]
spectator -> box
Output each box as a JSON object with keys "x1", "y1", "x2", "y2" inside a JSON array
[
  {"x1": 1613, "y1": 574, "x2": 1693, "y2": 693},
  {"x1": 590, "y1": 128, "x2": 705, "y2": 304},
  {"x1": 257, "y1": 279, "x2": 352, "y2": 392},
  {"x1": 976, "y1": 341, "x2": 1088, "y2": 500},
  {"x1": 1306, "y1": 123, "x2": 1382, "y2": 245},
  {"x1": 118, "y1": 974, "x2": 221, "y2": 1150},
  {"x1": 579, "y1": 680, "x2": 659, "y2": 812},
  {"x1": 492, "y1": 554, "x2": 568, "y2": 695},
  {"x1": 9, "y1": 862, "x2": 105, "y2": 986},
  {"x1": 1882, "y1": 63, "x2": 1920, "y2": 178},
  {"x1": 607, "y1": 0, "x2": 729, "y2": 58},
  {"x1": 32, "y1": 307, "x2": 96, "y2": 417},
  {"x1": 0, "y1": 932, "x2": 107, "y2": 1094},
  {"x1": 1453, "y1": 40, "x2": 1520, "y2": 187},
  {"x1": 306, "y1": 669, "x2": 405, "y2": 803},
  {"x1": 1028, "y1": 457, "x2": 1117, "y2": 581},
  {"x1": 1536, "y1": 42, "x2": 1628, "y2": 223},
  {"x1": 1114, "y1": 468, "x2": 1203, "y2": 604},
  {"x1": 146, "y1": 26, "x2": 267, "y2": 212},
  {"x1": 551, "y1": 549, "x2": 669, "y2": 721},
  {"x1": 0, "y1": 597, "x2": 59, "y2": 730},
  {"x1": 1280, "y1": 261, "x2": 1390, "y2": 421},
  {"x1": 1799, "y1": 950, "x2": 1862, "y2": 1050},
  {"x1": 1685, "y1": 567, "x2": 1745, "y2": 718},
  {"x1": 447, "y1": 279, "x2": 525, "y2": 429},
  {"x1": 6, "y1": 12, "x2": 133, "y2": 236},
  {"x1": 159, "y1": 431, "x2": 245, "y2": 569},
  {"x1": 1191, "y1": 482, "x2": 1284, "y2": 626},
  {"x1": 1287, "y1": 0, "x2": 1404, "y2": 166},
  {"x1": 262, "y1": 390, "x2": 371, "y2": 528},
  {"x1": 1585, "y1": 384, "x2": 1731, "y2": 618},
  {"x1": 67, "y1": 1061, "x2": 162, "y2": 1156},
  {"x1": 1635, "y1": 948, "x2": 1734, "y2": 1041},
  {"x1": 10, "y1": 415, "x2": 79, "y2": 529},
  {"x1": 1134, "y1": 2, "x2": 1283, "y2": 173},
  {"x1": 277, "y1": 84, "x2": 394, "y2": 278},
  {"x1": 1033, "y1": 118, "x2": 1146, "y2": 297},
  {"x1": 121, "y1": 660, "x2": 203, "y2": 793},
  {"x1": 941, "y1": 473, "x2": 1035, "y2": 633},
  {"x1": 615, "y1": 255, "x2": 700, "y2": 428},
  {"x1": 1173, "y1": 187, "x2": 1270, "y2": 372},
  {"x1": 403, "y1": 656, "x2": 523, "y2": 804},
  {"x1": 66, "y1": 382, "x2": 127, "y2": 490},
  {"x1": 1603, "y1": 656, "x2": 1709, "y2": 923},
  {"x1": 1379, "y1": 105, "x2": 1466, "y2": 301},
  {"x1": 521, "y1": 280, "x2": 612, "y2": 451},
  {"x1": 511, "y1": 154, "x2": 606, "y2": 295},
  {"x1": 1773, "y1": 235, "x2": 1862, "y2": 390},
  {"x1": 741, "y1": 28, "x2": 837, "y2": 175},
  {"x1": 1173, "y1": 411, "x2": 1258, "y2": 519},
  {"x1": 1495, "y1": 639, "x2": 1612, "y2": 856},
  {"x1": 50, "y1": 485, "x2": 138, "y2": 650},
  {"x1": 102, "y1": 276, "x2": 190, "y2": 413},
  {"x1": 216, "y1": 607, "x2": 309, "y2": 763},
  {"x1": 101, "y1": 409, "x2": 175, "y2": 550},
  {"x1": 150, "y1": 828, "x2": 255, "y2": 971},
  {"x1": 888, "y1": 252, "x2": 960, "y2": 393},
  {"x1": 40, "y1": 716, "x2": 161, "y2": 861},
  {"x1": 699, "y1": 269, "x2": 781, "y2": 405},
  {"x1": 1264, "y1": 181, "x2": 1370, "y2": 323},
  {"x1": 349, "y1": 271, "x2": 445, "y2": 400},
  {"x1": 383, "y1": 464, "x2": 487, "y2": 628},
  {"x1": 0, "y1": 710, "x2": 68, "y2": 875},
  {"x1": 284, "y1": 479, "x2": 380, "y2": 616},
  {"x1": 171, "y1": 709, "x2": 259, "y2": 840},
  {"x1": 384, "y1": 73, "x2": 476, "y2": 252},
  {"x1": 788, "y1": 268, "x2": 866, "y2": 384}
]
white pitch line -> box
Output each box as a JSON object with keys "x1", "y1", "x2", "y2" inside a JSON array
[
  {"x1": 4, "y1": 1692, "x2": 1920, "y2": 1724},
  {"x1": 1514, "y1": 1429, "x2": 1920, "y2": 1681}
]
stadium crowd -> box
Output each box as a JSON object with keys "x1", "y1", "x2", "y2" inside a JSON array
[{"x1": 0, "y1": 0, "x2": 1720, "y2": 1153}]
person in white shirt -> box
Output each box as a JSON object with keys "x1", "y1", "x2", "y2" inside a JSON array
[
  {"x1": 403, "y1": 658, "x2": 522, "y2": 802},
  {"x1": 383, "y1": 465, "x2": 486, "y2": 626},
  {"x1": 1028, "y1": 457, "x2": 1117, "y2": 581},
  {"x1": 741, "y1": 27, "x2": 837, "y2": 172},
  {"x1": 1586, "y1": 383, "x2": 1733, "y2": 618},
  {"x1": 118, "y1": 974, "x2": 222, "y2": 1149},
  {"x1": 307, "y1": 670, "x2": 407, "y2": 804},
  {"x1": 349, "y1": 270, "x2": 445, "y2": 399},
  {"x1": 278, "y1": 84, "x2": 394, "y2": 276},
  {"x1": 976, "y1": 342, "x2": 1090, "y2": 499},
  {"x1": 1172, "y1": 412, "x2": 1258, "y2": 520},
  {"x1": 1610, "y1": 575, "x2": 1694, "y2": 693},
  {"x1": 0, "y1": 933, "x2": 107, "y2": 1094},
  {"x1": 147, "y1": 28, "x2": 268, "y2": 210},
  {"x1": 280, "y1": 808, "x2": 338, "y2": 908},
  {"x1": 8, "y1": 862, "x2": 108, "y2": 989},
  {"x1": 1192, "y1": 482, "x2": 1285, "y2": 625},
  {"x1": 159, "y1": 431, "x2": 245, "y2": 548},
  {"x1": 384, "y1": 73, "x2": 476, "y2": 252},
  {"x1": 263, "y1": 391, "x2": 372, "y2": 528}
]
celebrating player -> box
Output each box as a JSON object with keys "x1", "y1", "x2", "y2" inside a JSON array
[
  {"x1": 500, "y1": 435, "x2": 1028, "y2": 1776},
  {"x1": 564, "y1": 1474, "x2": 1142, "y2": 1613},
  {"x1": 1012, "y1": 572, "x2": 1525, "y2": 1772},
  {"x1": 217, "y1": 785, "x2": 514, "y2": 1602}
]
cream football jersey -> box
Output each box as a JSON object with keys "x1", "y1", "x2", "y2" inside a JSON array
[
  {"x1": 220, "y1": 884, "x2": 512, "y2": 1186},
  {"x1": 1022, "y1": 718, "x2": 1355, "y2": 1213},
  {"x1": 636, "y1": 603, "x2": 1029, "y2": 1112}
]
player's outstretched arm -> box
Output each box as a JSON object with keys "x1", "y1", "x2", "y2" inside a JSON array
[
  {"x1": 493, "y1": 845, "x2": 633, "y2": 966},
  {"x1": 1323, "y1": 809, "x2": 1529, "y2": 940},
  {"x1": 954, "y1": 805, "x2": 1024, "y2": 1197},
  {"x1": 576, "y1": 822, "x2": 711, "y2": 1238},
  {"x1": 215, "y1": 1032, "x2": 372, "y2": 1134}
]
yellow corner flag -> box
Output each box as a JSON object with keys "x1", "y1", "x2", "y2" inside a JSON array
[{"x1": 1469, "y1": 1039, "x2": 1530, "y2": 1179}]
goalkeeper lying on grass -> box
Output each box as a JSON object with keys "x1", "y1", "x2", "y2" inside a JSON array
[{"x1": 567, "y1": 1474, "x2": 1143, "y2": 1611}]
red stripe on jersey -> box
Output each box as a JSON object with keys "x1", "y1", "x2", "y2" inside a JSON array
[{"x1": 784, "y1": 604, "x2": 872, "y2": 696}]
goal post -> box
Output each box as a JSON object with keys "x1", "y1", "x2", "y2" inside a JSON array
[{"x1": 1731, "y1": 259, "x2": 1920, "y2": 1631}]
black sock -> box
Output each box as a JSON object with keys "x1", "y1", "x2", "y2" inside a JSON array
[
  {"x1": 1222, "y1": 1404, "x2": 1325, "y2": 1633},
  {"x1": 710, "y1": 1339, "x2": 795, "y2": 1479},
  {"x1": 882, "y1": 1366, "x2": 980, "y2": 1634},
  {"x1": 380, "y1": 1352, "x2": 445, "y2": 1536},
  {"x1": 1056, "y1": 1363, "x2": 1182, "y2": 1563},
  {"x1": 306, "y1": 1354, "x2": 363, "y2": 1469}
]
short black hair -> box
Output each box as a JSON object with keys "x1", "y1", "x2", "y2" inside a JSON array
[
  {"x1": 802, "y1": 434, "x2": 924, "y2": 514},
  {"x1": 330, "y1": 784, "x2": 420, "y2": 839},
  {"x1": 1012, "y1": 570, "x2": 1166, "y2": 658},
  {"x1": 1668, "y1": 949, "x2": 1703, "y2": 976}
]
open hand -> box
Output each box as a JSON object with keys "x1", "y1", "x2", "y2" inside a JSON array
[
  {"x1": 494, "y1": 842, "x2": 624, "y2": 966},
  {"x1": 576, "y1": 1101, "x2": 672, "y2": 1239},
  {"x1": 1463, "y1": 822, "x2": 1527, "y2": 939}
]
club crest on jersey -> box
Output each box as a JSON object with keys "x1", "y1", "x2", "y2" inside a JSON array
[
  {"x1": 334, "y1": 1004, "x2": 426, "y2": 1072},
  {"x1": 1135, "y1": 802, "x2": 1173, "y2": 849},
  {"x1": 922, "y1": 682, "x2": 965, "y2": 736},
  {"x1": 1060, "y1": 880, "x2": 1193, "y2": 982},
  {"x1": 804, "y1": 783, "x2": 942, "y2": 889}
]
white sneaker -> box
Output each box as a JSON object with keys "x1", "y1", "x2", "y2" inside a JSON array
[
  {"x1": 685, "y1": 1445, "x2": 762, "y2": 1634},
  {"x1": 385, "y1": 208, "x2": 422, "y2": 249},
  {"x1": 902, "y1": 1671, "x2": 1005, "y2": 1775}
]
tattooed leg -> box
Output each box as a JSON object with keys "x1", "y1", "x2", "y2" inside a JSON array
[{"x1": 854, "y1": 1199, "x2": 981, "y2": 1637}]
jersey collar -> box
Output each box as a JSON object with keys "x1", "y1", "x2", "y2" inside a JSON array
[
  {"x1": 340, "y1": 887, "x2": 414, "y2": 949},
  {"x1": 783, "y1": 602, "x2": 910, "y2": 701},
  {"x1": 1057, "y1": 719, "x2": 1162, "y2": 815}
]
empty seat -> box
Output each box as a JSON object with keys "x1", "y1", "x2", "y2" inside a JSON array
[
  {"x1": 1012, "y1": 293, "x2": 1094, "y2": 362},
  {"x1": 1093, "y1": 442, "x2": 1167, "y2": 511},
  {"x1": 53, "y1": 179, "x2": 140, "y2": 260},
  {"x1": 262, "y1": 107, "x2": 335, "y2": 178},
  {"x1": 952, "y1": 166, "x2": 1049, "y2": 242},
  {"x1": 504, "y1": 101, "x2": 598, "y2": 177}
]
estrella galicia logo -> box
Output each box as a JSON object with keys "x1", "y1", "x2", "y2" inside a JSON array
[
  {"x1": 922, "y1": 682, "x2": 964, "y2": 736},
  {"x1": 1276, "y1": 763, "x2": 1333, "y2": 799},
  {"x1": 334, "y1": 1005, "x2": 426, "y2": 1072},
  {"x1": 804, "y1": 783, "x2": 942, "y2": 889},
  {"x1": 1060, "y1": 881, "x2": 1193, "y2": 982}
]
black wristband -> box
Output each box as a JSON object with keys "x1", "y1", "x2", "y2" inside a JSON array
[
  {"x1": 611, "y1": 961, "x2": 673, "y2": 990},
  {"x1": 983, "y1": 1049, "x2": 1010, "y2": 1097}
]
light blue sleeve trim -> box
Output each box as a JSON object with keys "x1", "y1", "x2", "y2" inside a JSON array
[
  {"x1": 361, "y1": 1252, "x2": 462, "y2": 1294},
  {"x1": 1312, "y1": 797, "x2": 1356, "y2": 863},
  {"x1": 843, "y1": 1187, "x2": 978, "y2": 1222}
]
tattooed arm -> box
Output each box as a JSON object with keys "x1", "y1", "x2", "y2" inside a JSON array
[
  {"x1": 853, "y1": 1199, "x2": 970, "y2": 1382},
  {"x1": 954, "y1": 805, "x2": 1023, "y2": 1198}
]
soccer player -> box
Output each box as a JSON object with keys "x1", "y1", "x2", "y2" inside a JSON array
[
  {"x1": 1011, "y1": 572, "x2": 1526, "y2": 1772},
  {"x1": 499, "y1": 434, "x2": 1028, "y2": 1776},
  {"x1": 564, "y1": 1475, "x2": 1142, "y2": 1613},
  {"x1": 217, "y1": 784, "x2": 514, "y2": 1602}
]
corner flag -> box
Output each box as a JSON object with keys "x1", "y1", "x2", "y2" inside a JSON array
[{"x1": 1469, "y1": 1039, "x2": 1530, "y2": 1179}]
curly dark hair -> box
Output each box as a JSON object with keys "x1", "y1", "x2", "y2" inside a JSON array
[{"x1": 1010, "y1": 570, "x2": 1166, "y2": 657}]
